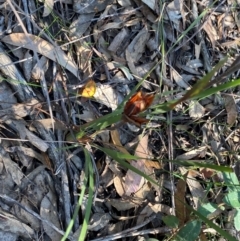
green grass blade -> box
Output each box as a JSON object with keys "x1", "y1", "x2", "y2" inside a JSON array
[
  {"x1": 66, "y1": 109, "x2": 123, "y2": 141},
  {"x1": 61, "y1": 146, "x2": 89, "y2": 241},
  {"x1": 193, "y1": 78, "x2": 240, "y2": 100},
  {"x1": 78, "y1": 148, "x2": 94, "y2": 241},
  {"x1": 190, "y1": 207, "x2": 238, "y2": 241},
  {"x1": 172, "y1": 160, "x2": 233, "y2": 172},
  {"x1": 151, "y1": 57, "x2": 229, "y2": 114},
  {"x1": 96, "y1": 145, "x2": 140, "y2": 160},
  {"x1": 151, "y1": 77, "x2": 240, "y2": 115}
]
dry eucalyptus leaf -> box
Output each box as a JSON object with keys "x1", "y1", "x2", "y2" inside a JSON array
[
  {"x1": 165, "y1": 1, "x2": 182, "y2": 25},
  {"x1": 2, "y1": 33, "x2": 78, "y2": 77},
  {"x1": 0, "y1": 151, "x2": 16, "y2": 196},
  {"x1": 203, "y1": 18, "x2": 219, "y2": 48},
  {"x1": 181, "y1": 167, "x2": 206, "y2": 209},
  {"x1": 22, "y1": 169, "x2": 50, "y2": 207},
  {"x1": 113, "y1": 176, "x2": 125, "y2": 197},
  {"x1": 107, "y1": 199, "x2": 137, "y2": 211},
  {"x1": 178, "y1": 64, "x2": 201, "y2": 75},
  {"x1": 69, "y1": 13, "x2": 95, "y2": 39},
  {"x1": 4, "y1": 43, "x2": 25, "y2": 60},
  {"x1": 88, "y1": 213, "x2": 112, "y2": 231},
  {"x1": 42, "y1": 0, "x2": 54, "y2": 17},
  {"x1": 5, "y1": 119, "x2": 49, "y2": 152},
  {"x1": 125, "y1": 134, "x2": 152, "y2": 195},
  {"x1": 176, "y1": 146, "x2": 207, "y2": 160},
  {"x1": 75, "y1": 110, "x2": 95, "y2": 122},
  {"x1": 125, "y1": 49, "x2": 138, "y2": 77},
  {"x1": 199, "y1": 168, "x2": 215, "y2": 179},
  {"x1": 100, "y1": 164, "x2": 114, "y2": 188},
  {"x1": 126, "y1": 26, "x2": 150, "y2": 62},
  {"x1": 117, "y1": 0, "x2": 131, "y2": 6},
  {"x1": 100, "y1": 22, "x2": 123, "y2": 31},
  {"x1": 0, "y1": 43, "x2": 35, "y2": 101},
  {"x1": 73, "y1": 40, "x2": 93, "y2": 79},
  {"x1": 0, "y1": 211, "x2": 35, "y2": 239},
  {"x1": 22, "y1": 50, "x2": 34, "y2": 81},
  {"x1": 136, "y1": 203, "x2": 172, "y2": 225},
  {"x1": 141, "y1": 0, "x2": 155, "y2": 10},
  {"x1": 98, "y1": 130, "x2": 110, "y2": 143},
  {"x1": 94, "y1": 84, "x2": 119, "y2": 110},
  {"x1": 14, "y1": 196, "x2": 41, "y2": 230},
  {"x1": 134, "y1": 0, "x2": 156, "y2": 22},
  {"x1": 225, "y1": 95, "x2": 238, "y2": 126},
  {"x1": 189, "y1": 100, "x2": 205, "y2": 119},
  {"x1": 95, "y1": 35, "x2": 111, "y2": 60},
  {"x1": 31, "y1": 56, "x2": 49, "y2": 81},
  {"x1": 33, "y1": 119, "x2": 68, "y2": 130},
  {"x1": 135, "y1": 62, "x2": 156, "y2": 78},
  {"x1": 73, "y1": 0, "x2": 113, "y2": 14},
  {"x1": 175, "y1": 175, "x2": 187, "y2": 226},
  {"x1": 108, "y1": 28, "x2": 129, "y2": 53},
  {"x1": 195, "y1": 43, "x2": 201, "y2": 59},
  {"x1": 0, "y1": 99, "x2": 40, "y2": 119},
  {"x1": 134, "y1": 182, "x2": 152, "y2": 200},
  {"x1": 172, "y1": 69, "x2": 190, "y2": 89},
  {"x1": 1, "y1": 147, "x2": 24, "y2": 186},
  {"x1": 110, "y1": 129, "x2": 131, "y2": 156},
  {"x1": 41, "y1": 191, "x2": 62, "y2": 241},
  {"x1": 0, "y1": 82, "x2": 17, "y2": 107},
  {"x1": 6, "y1": 146, "x2": 50, "y2": 168}
]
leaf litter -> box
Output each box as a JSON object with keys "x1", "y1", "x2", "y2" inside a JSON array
[{"x1": 0, "y1": 0, "x2": 240, "y2": 240}]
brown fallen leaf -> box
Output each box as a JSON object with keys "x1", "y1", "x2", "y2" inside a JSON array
[
  {"x1": 136, "y1": 203, "x2": 172, "y2": 225},
  {"x1": 113, "y1": 176, "x2": 125, "y2": 197},
  {"x1": 203, "y1": 17, "x2": 219, "y2": 49},
  {"x1": 175, "y1": 172, "x2": 188, "y2": 226},
  {"x1": 224, "y1": 95, "x2": 238, "y2": 126},
  {"x1": 110, "y1": 129, "x2": 131, "y2": 157},
  {"x1": 199, "y1": 168, "x2": 216, "y2": 179},
  {"x1": 180, "y1": 167, "x2": 206, "y2": 209},
  {"x1": 33, "y1": 119, "x2": 68, "y2": 130},
  {"x1": 125, "y1": 134, "x2": 157, "y2": 195}
]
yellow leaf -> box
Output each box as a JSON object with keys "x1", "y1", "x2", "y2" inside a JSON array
[{"x1": 78, "y1": 79, "x2": 96, "y2": 97}]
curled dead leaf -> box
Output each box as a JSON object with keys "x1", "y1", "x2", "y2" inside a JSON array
[
  {"x1": 124, "y1": 91, "x2": 154, "y2": 116},
  {"x1": 123, "y1": 91, "x2": 154, "y2": 127}
]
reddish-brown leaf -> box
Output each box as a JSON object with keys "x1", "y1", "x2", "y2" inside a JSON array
[{"x1": 124, "y1": 91, "x2": 154, "y2": 116}]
